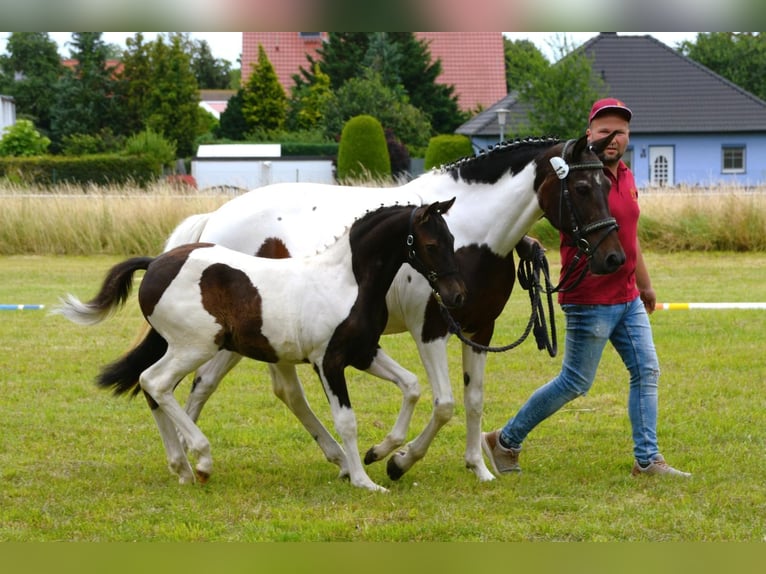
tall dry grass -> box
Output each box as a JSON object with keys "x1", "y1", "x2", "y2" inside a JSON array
[
  {"x1": 1, "y1": 181, "x2": 765, "y2": 255},
  {"x1": 0, "y1": 182, "x2": 230, "y2": 255}
]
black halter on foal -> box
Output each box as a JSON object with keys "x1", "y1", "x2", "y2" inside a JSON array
[
  {"x1": 406, "y1": 205, "x2": 460, "y2": 290},
  {"x1": 550, "y1": 138, "x2": 619, "y2": 293}
]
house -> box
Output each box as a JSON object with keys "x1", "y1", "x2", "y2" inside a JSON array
[
  {"x1": 458, "y1": 33, "x2": 766, "y2": 188},
  {"x1": 241, "y1": 32, "x2": 506, "y2": 111},
  {"x1": 1, "y1": 94, "x2": 15, "y2": 132},
  {"x1": 199, "y1": 89, "x2": 235, "y2": 120}
]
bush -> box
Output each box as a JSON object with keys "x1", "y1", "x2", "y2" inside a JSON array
[
  {"x1": 424, "y1": 134, "x2": 473, "y2": 170},
  {"x1": 123, "y1": 128, "x2": 176, "y2": 172},
  {"x1": 336, "y1": 115, "x2": 391, "y2": 183},
  {"x1": 0, "y1": 119, "x2": 51, "y2": 157},
  {"x1": 0, "y1": 154, "x2": 160, "y2": 188}
]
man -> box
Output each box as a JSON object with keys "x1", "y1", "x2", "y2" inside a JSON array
[{"x1": 482, "y1": 98, "x2": 690, "y2": 478}]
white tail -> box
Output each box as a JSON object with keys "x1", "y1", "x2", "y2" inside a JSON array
[{"x1": 163, "y1": 212, "x2": 212, "y2": 252}]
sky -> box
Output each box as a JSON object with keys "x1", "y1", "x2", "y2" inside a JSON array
[{"x1": 1, "y1": 32, "x2": 700, "y2": 65}]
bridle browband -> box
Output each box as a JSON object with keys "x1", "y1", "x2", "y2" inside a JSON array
[
  {"x1": 406, "y1": 205, "x2": 460, "y2": 290},
  {"x1": 549, "y1": 139, "x2": 619, "y2": 292}
]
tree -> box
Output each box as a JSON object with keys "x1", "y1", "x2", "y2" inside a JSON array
[
  {"x1": 517, "y1": 37, "x2": 605, "y2": 139},
  {"x1": 388, "y1": 33, "x2": 467, "y2": 134},
  {"x1": 191, "y1": 39, "x2": 233, "y2": 89},
  {"x1": 504, "y1": 37, "x2": 549, "y2": 92},
  {"x1": 0, "y1": 33, "x2": 63, "y2": 136},
  {"x1": 143, "y1": 34, "x2": 202, "y2": 157},
  {"x1": 295, "y1": 32, "x2": 465, "y2": 135},
  {"x1": 287, "y1": 62, "x2": 332, "y2": 131},
  {"x1": 216, "y1": 90, "x2": 247, "y2": 140},
  {"x1": 680, "y1": 33, "x2": 766, "y2": 102},
  {"x1": 49, "y1": 33, "x2": 121, "y2": 149},
  {"x1": 322, "y1": 70, "x2": 432, "y2": 148},
  {"x1": 117, "y1": 32, "x2": 153, "y2": 136},
  {"x1": 336, "y1": 114, "x2": 391, "y2": 182},
  {"x1": 241, "y1": 44, "x2": 287, "y2": 133}
]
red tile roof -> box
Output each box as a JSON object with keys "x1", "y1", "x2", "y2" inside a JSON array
[{"x1": 241, "y1": 32, "x2": 506, "y2": 111}]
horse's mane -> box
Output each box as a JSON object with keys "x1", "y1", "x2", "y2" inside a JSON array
[
  {"x1": 440, "y1": 136, "x2": 562, "y2": 185},
  {"x1": 311, "y1": 203, "x2": 418, "y2": 257}
]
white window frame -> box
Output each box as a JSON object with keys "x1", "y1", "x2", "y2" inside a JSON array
[{"x1": 722, "y1": 145, "x2": 746, "y2": 174}]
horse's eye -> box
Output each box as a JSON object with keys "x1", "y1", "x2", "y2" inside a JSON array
[{"x1": 574, "y1": 182, "x2": 591, "y2": 195}]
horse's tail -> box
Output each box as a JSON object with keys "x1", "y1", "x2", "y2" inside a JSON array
[
  {"x1": 52, "y1": 256, "x2": 154, "y2": 326},
  {"x1": 97, "y1": 327, "x2": 168, "y2": 397},
  {"x1": 163, "y1": 212, "x2": 211, "y2": 252}
]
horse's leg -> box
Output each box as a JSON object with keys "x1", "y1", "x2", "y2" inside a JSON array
[
  {"x1": 462, "y1": 346, "x2": 495, "y2": 481},
  {"x1": 362, "y1": 348, "x2": 421, "y2": 465},
  {"x1": 268, "y1": 363, "x2": 350, "y2": 479},
  {"x1": 386, "y1": 337, "x2": 454, "y2": 481},
  {"x1": 184, "y1": 350, "x2": 243, "y2": 422},
  {"x1": 144, "y1": 392, "x2": 196, "y2": 484},
  {"x1": 140, "y1": 351, "x2": 215, "y2": 483},
  {"x1": 314, "y1": 363, "x2": 387, "y2": 492}
]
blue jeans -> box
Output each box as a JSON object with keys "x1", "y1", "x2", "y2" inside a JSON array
[{"x1": 499, "y1": 296, "x2": 661, "y2": 464}]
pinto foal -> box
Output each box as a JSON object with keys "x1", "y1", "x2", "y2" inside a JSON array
[{"x1": 55, "y1": 200, "x2": 465, "y2": 492}]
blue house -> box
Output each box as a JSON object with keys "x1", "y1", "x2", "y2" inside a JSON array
[{"x1": 457, "y1": 33, "x2": 766, "y2": 189}]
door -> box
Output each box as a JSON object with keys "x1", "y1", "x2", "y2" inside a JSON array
[{"x1": 649, "y1": 146, "x2": 674, "y2": 187}]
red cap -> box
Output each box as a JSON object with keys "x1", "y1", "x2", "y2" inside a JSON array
[{"x1": 589, "y1": 98, "x2": 632, "y2": 123}]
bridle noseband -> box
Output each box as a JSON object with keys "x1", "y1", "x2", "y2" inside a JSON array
[
  {"x1": 406, "y1": 206, "x2": 460, "y2": 290},
  {"x1": 550, "y1": 139, "x2": 620, "y2": 292}
]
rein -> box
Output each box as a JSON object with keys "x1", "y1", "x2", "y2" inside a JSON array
[
  {"x1": 436, "y1": 242, "x2": 558, "y2": 356},
  {"x1": 548, "y1": 139, "x2": 619, "y2": 293}
]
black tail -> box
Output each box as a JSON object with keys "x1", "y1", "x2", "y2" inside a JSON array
[{"x1": 97, "y1": 327, "x2": 168, "y2": 397}]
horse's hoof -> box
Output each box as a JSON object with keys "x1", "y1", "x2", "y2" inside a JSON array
[
  {"x1": 195, "y1": 469, "x2": 210, "y2": 484},
  {"x1": 364, "y1": 447, "x2": 381, "y2": 465},
  {"x1": 386, "y1": 452, "x2": 407, "y2": 481}
]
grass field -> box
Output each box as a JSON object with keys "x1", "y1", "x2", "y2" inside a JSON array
[{"x1": 1, "y1": 250, "x2": 764, "y2": 541}]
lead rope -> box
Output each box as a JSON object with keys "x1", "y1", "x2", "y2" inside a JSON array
[{"x1": 436, "y1": 243, "x2": 557, "y2": 356}]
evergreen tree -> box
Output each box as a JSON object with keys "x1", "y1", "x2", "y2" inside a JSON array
[
  {"x1": 388, "y1": 33, "x2": 467, "y2": 134},
  {"x1": 241, "y1": 44, "x2": 287, "y2": 133},
  {"x1": 191, "y1": 39, "x2": 233, "y2": 89},
  {"x1": 217, "y1": 89, "x2": 247, "y2": 139},
  {"x1": 117, "y1": 32, "x2": 153, "y2": 135},
  {"x1": 0, "y1": 33, "x2": 64, "y2": 136},
  {"x1": 49, "y1": 33, "x2": 121, "y2": 149},
  {"x1": 144, "y1": 34, "x2": 202, "y2": 157},
  {"x1": 287, "y1": 62, "x2": 332, "y2": 131}
]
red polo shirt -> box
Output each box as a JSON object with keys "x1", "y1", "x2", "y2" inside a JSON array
[{"x1": 558, "y1": 160, "x2": 640, "y2": 305}]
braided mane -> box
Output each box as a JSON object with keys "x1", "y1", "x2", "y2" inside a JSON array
[{"x1": 441, "y1": 136, "x2": 561, "y2": 185}]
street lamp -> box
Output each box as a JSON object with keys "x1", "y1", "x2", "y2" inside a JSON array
[{"x1": 496, "y1": 108, "x2": 509, "y2": 144}]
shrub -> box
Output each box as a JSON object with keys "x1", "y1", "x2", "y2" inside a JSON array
[
  {"x1": 123, "y1": 128, "x2": 176, "y2": 172},
  {"x1": 423, "y1": 134, "x2": 473, "y2": 170},
  {"x1": 0, "y1": 119, "x2": 51, "y2": 157},
  {"x1": 336, "y1": 115, "x2": 391, "y2": 183}
]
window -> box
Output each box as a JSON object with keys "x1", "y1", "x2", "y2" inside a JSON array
[
  {"x1": 722, "y1": 145, "x2": 745, "y2": 174},
  {"x1": 299, "y1": 32, "x2": 322, "y2": 40}
]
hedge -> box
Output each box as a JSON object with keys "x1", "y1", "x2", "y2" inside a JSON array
[{"x1": 0, "y1": 154, "x2": 162, "y2": 188}]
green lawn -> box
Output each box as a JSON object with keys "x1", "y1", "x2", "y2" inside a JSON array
[{"x1": 0, "y1": 252, "x2": 764, "y2": 541}]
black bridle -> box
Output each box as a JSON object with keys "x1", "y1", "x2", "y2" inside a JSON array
[
  {"x1": 548, "y1": 139, "x2": 619, "y2": 293},
  {"x1": 406, "y1": 205, "x2": 460, "y2": 291}
]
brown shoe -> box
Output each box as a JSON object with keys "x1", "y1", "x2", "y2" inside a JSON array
[
  {"x1": 481, "y1": 430, "x2": 521, "y2": 474},
  {"x1": 631, "y1": 455, "x2": 691, "y2": 477}
]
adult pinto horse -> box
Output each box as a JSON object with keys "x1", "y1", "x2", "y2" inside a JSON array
[
  {"x1": 162, "y1": 133, "x2": 625, "y2": 484},
  {"x1": 54, "y1": 201, "x2": 466, "y2": 492}
]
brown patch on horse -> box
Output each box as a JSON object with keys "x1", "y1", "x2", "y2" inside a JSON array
[
  {"x1": 139, "y1": 243, "x2": 212, "y2": 317},
  {"x1": 422, "y1": 244, "x2": 516, "y2": 346},
  {"x1": 256, "y1": 237, "x2": 291, "y2": 259},
  {"x1": 198, "y1": 263, "x2": 279, "y2": 363}
]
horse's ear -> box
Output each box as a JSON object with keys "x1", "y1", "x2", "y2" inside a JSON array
[
  {"x1": 587, "y1": 130, "x2": 619, "y2": 157},
  {"x1": 571, "y1": 134, "x2": 589, "y2": 159},
  {"x1": 429, "y1": 197, "x2": 456, "y2": 217}
]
